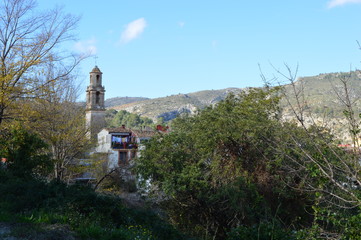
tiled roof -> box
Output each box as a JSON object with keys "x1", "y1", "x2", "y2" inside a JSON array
[
  {"x1": 131, "y1": 130, "x2": 157, "y2": 138},
  {"x1": 106, "y1": 127, "x2": 132, "y2": 133}
]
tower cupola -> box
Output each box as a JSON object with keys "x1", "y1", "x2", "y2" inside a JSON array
[{"x1": 86, "y1": 66, "x2": 105, "y2": 110}]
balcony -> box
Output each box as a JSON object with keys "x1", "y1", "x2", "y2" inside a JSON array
[{"x1": 111, "y1": 142, "x2": 138, "y2": 150}]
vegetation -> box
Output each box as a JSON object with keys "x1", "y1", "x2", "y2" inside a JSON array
[
  {"x1": 0, "y1": 0, "x2": 90, "y2": 181},
  {"x1": 0, "y1": 126, "x2": 188, "y2": 240},
  {"x1": 0, "y1": 175, "x2": 188, "y2": 239},
  {"x1": 0, "y1": 1, "x2": 361, "y2": 240},
  {"x1": 0, "y1": 125, "x2": 53, "y2": 179},
  {"x1": 24, "y1": 69, "x2": 91, "y2": 181},
  {"x1": 136, "y1": 86, "x2": 361, "y2": 239},
  {"x1": 108, "y1": 72, "x2": 361, "y2": 136},
  {"x1": 110, "y1": 88, "x2": 243, "y2": 122},
  {"x1": 106, "y1": 109, "x2": 154, "y2": 129},
  {"x1": 0, "y1": 0, "x2": 84, "y2": 125}
]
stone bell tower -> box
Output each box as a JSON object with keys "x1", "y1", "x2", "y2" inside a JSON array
[{"x1": 86, "y1": 66, "x2": 106, "y2": 141}]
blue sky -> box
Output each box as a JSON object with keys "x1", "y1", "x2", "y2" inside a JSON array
[{"x1": 37, "y1": 0, "x2": 361, "y2": 100}]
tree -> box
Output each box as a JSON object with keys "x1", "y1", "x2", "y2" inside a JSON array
[
  {"x1": 0, "y1": 124, "x2": 53, "y2": 178},
  {"x1": 136, "y1": 87, "x2": 315, "y2": 239},
  {"x1": 268, "y1": 65, "x2": 361, "y2": 208},
  {"x1": 265, "y1": 65, "x2": 361, "y2": 239},
  {"x1": 108, "y1": 110, "x2": 154, "y2": 128},
  {"x1": 24, "y1": 64, "x2": 91, "y2": 180},
  {"x1": 0, "y1": 0, "x2": 83, "y2": 125}
]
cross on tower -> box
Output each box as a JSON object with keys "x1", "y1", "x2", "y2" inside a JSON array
[{"x1": 94, "y1": 55, "x2": 99, "y2": 65}]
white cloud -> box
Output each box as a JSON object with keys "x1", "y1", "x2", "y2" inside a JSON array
[
  {"x1": 327, "y1": 0, "x2": 361, "y2": 8},
  {"x1": 120, "y1": 18, "x2": 147, "y2": 44},
  {"x1": 74, "y1": 38, "x2": 97, "y2": 55}
]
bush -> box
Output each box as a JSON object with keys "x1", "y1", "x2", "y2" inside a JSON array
[
  {"x1": 0, "y1": 126, "x2": 53, "y2": 178},
  {"x1": 0, "y1": 171, "x2": 188, "y2": 240},
  {"x1": 227, "y1": 222, "x2": 294, "y2": 240}
]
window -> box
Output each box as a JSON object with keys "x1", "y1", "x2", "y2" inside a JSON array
[
  {"x1": 96, "y1": 75, "x2": 100, "y2": 85},
  {"x1": 118, "y1": 152, "x2": 127, "y2": 165},
  {"x1": 96, "y1": 91, "x2": 100, "y2": 104}
]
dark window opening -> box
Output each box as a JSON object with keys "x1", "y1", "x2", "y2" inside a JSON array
[
  {"x1": 96, "y1": 75, "x2": 100, "y2": 85},
  {"x1": 118, "y1": 152, "x2": 127, "y2": 165},
  {"x1": 96, "y1": 91, "x2": 100, "y2": 104}
]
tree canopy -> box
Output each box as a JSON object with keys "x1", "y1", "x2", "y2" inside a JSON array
[
  {"x1": 136, "y1": 87, "x2": 361, "y2": 239},
  {"x1": 0, "y1": 0, "x2": 83, "y2": 125},
  {"x1": 107, "y1": 110, "x2": 154, "y2": 129}
]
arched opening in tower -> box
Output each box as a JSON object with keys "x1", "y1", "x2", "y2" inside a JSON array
[
  {"x1": 96, "y1": 75, "x2": 100, "y2": 85},
  {"x1": 96, "y1": 91, "x2": 100, "y2": 104}
]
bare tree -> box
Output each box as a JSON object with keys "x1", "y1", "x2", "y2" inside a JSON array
[
  {"x1": 264, "y1": 65, "x2": 361, "y2": 209},
  {"x1": 0, "y1": 0, "x2": 84, "y2": 125},
  {"x1": 329, "y1": 71, "x2": 361, "y2": 150}
]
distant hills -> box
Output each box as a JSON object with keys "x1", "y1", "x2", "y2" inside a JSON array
[
  {"x1": 105, "y1": 88, "x2": 243, "y2": 121},
  {"x1": 104, "y1": 71, "x2": 361, "y2": 142},
  {"x1": 105, "y1": 97, "x2": 149, "y2": 108},
  {"x1": 281, "y1": 71, "x2": 361, "y2": 117}
]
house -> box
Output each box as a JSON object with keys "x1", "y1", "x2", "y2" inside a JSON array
[{"x1": 96, "y1": 125, "x2": 157, "y2": 169}]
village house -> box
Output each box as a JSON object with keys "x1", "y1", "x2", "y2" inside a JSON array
[
  {"x1": 84, "y1": 66, "x2": 168, "y2": 171},
  {"x1": 95, "y1": 125, "x2": 157, "y2": 169}
]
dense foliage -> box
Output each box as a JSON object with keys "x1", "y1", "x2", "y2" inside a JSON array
[
  {"x1": 136, "y1": 87, "x2": 361, "y2": 239},
  {"x1": 106, "y1": 109, "x2": 154, "y2": 128},
  {"x1": 0, "y1": 125, "x2": 53, "y2": 178},
  {"x1": 0, "y1": 175, "x2": 188, "y2": 239},
  {"x1": 0, "y1": 128, "x2": 189, "y2": 240}
]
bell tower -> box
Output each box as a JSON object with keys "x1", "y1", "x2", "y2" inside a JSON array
[{"x1": 86, "y1": 66, "x2": 106, "y2": 140}]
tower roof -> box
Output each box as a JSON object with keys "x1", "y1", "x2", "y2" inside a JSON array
[{"x1": 91, "y1": 65, "x2": 102, "y2": 73}]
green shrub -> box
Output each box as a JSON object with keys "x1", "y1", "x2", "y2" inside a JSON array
[
  {"x1": 227, "y1": 222, "x2": 294, "y2": 240},
  {"x1": 0, "y1": 171, "x2": 187, "y2": 240},
  {"x1": 0, "y1": 126, "x2": 53, "y2": 178}
]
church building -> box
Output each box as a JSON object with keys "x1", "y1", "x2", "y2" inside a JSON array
[
  {"x1": 84, "y1": 66, "x2": 165, "y2": 171},
  {"x1": 85, "y1": 66, "x2": 106, "y2": 140}
]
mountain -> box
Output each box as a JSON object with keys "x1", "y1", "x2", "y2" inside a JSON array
[
  {"x1": 104, "y1": 71, "x2": 361, "y2": 142},
  {"x1": 282, "y1": 71, "x2": 361, "y2": 117},
  {"x1": 105, "y1": 96, "x2": 149, "y2": 108},
  {"x1": 107, "y1": 88, "x2": 243, "y2": 121}
]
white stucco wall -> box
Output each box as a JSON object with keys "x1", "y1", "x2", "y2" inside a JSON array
[
  {"x1": 107, "y1": 151, "x2": 119, "y2": 169},
  {"x1": 96, "y1": 129, "x2": 111, "y2": 153},
  {"x1": 96, "y1": 129, "x2": 118, "y2": 169}
]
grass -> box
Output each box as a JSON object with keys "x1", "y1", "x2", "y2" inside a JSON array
[{"x1": 0, "y1": 170, "x2": 190, "y2": 240}]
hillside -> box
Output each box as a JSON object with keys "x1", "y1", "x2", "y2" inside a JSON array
[
  {"x1": 105, "y1": 71, "x2": 361, "y2": 142},
  {"x1": 280, "y1": 71, "x2": 361, "y2": 142},
  {"x1": 108, "y1": 88, "x2": 243, "y2": 121},
  {"x1": 282, "y1": 71, "x2": 361, "y2": 117},
  {"x1": 105, "y1": 96, "x2": 149, "y2": 108}
]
